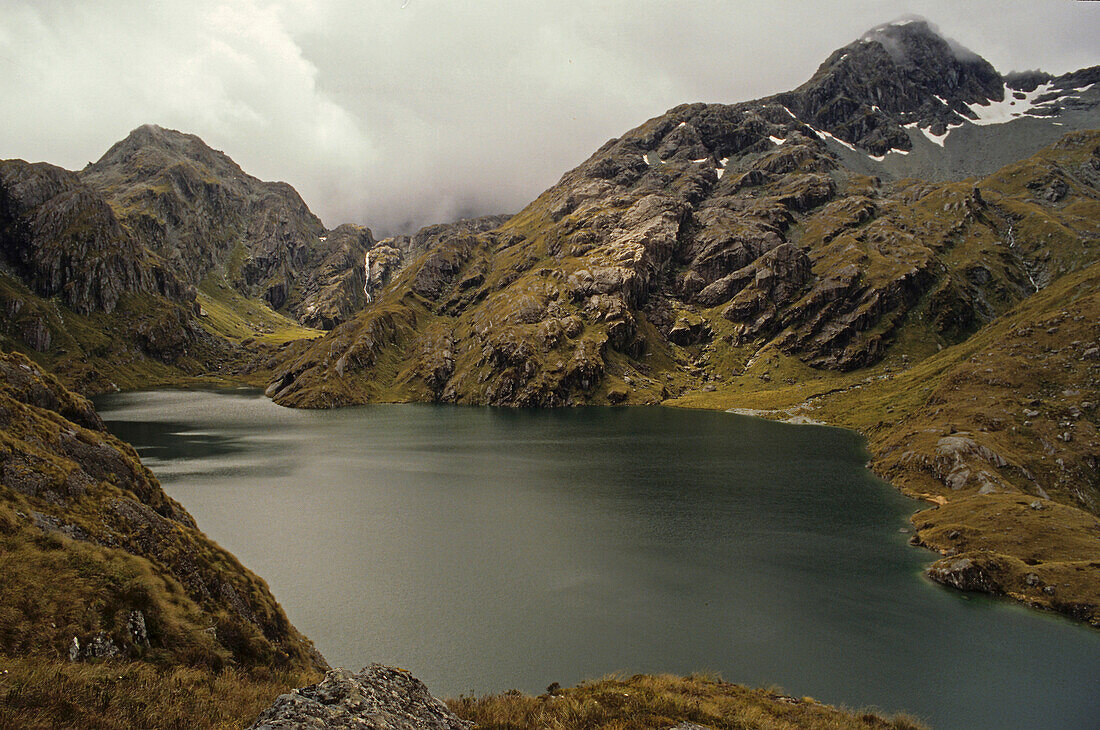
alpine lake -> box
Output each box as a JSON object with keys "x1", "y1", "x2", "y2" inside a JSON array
[{"x1": 95, "y1": 388, "x2": 1100, "y2": 730}]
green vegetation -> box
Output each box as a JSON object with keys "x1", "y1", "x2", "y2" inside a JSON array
[
  {"x1": 197, "y1": 274, "x2": 322, "y2": 346},
  {"x1": 447, "y1": 674, "x2": 926, "y2": 730}
]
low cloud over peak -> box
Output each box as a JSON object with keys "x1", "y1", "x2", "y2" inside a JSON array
[{"x1": 1, "y1": 0, "x2": 1096, "y2": 236}]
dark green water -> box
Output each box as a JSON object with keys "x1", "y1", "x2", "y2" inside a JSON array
[{"x1": 95, "y1": 388, "x2": 1100, "y2": 730}]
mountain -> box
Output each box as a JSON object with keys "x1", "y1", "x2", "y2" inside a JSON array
[
  {"x1": 79, "y1": 123, "x2": 374, "y2": 325},
  {"x1": 1, "y1": 128, "x2": 357, "y2": 391},
  {"x1": 772, "y1": 19, "x2": 1100, "y2": 178},
  {"x1": 266, "y1": 22, "x2": 1099, "y2": 407},
  {"x1": 263, "y1": 22, "x2": 1100, "y2": 627}
]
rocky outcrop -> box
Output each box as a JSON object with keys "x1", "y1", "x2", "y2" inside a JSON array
[
  {"x1": 0, "y1": 159, "x2": 192, "y2": 315},
  {"x1": 720, "y1": 242, "x2": 813, "y2": 340},
  {"x1": 295, "y1": 224, "x2": 376, "y2": 329},
  {"x1": 248, "y1": 665, "x2": 471, "y2": 730},
  {"x1": 900, "y1": 435, "x2": 1015, "y2": 494},
  {"x1": 927, "y1": 555, "x2": 1005, "y2": 594}
]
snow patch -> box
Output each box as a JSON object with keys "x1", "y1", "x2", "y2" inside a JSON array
[
  {"x1": 868, "y1": 147, "x2": 911, "y2": 162},
  {"x1": 692, "y1": 158, "x2": 709, "y2": 163},
  {"x1": 319, "y1": 236, "x2": 328, "y2": 242},
  {"x1": 677, "y1": 121, "x2": 687, "y2": 128},
  {"x1": 964, "y1": 81, "x2": 1055, "y2": 126},
  {"x1": 918, "y1": 125, "x2": 962, "y2": 147},
  {"x1": 807, "y1": 125, "x2": 856, "y2": 152},
  {"x1": 933, "y1": 94, "x2": 949, "y2": 106},
  {"x1": 780, "y1": 105, "x2": 797, "y2": 119},
  {"x1": 768, "y1": 135, "x2": 786, "y2": 146},
  {"x1": 715, "y1": 168, "x2": 724, "y2": 179}
]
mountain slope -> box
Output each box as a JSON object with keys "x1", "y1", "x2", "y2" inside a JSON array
[
  {"x1": 0, "y1": 127, "x2": 362, "y2": 393},
  {"x1": 0, "y1": 350, "x2": 326, "y2": 727},
  {"x1": 770, "y1": 19, "x2": 1100, "y2": 178},
  {"x1": 266, "y1": 124, "x2": 1100, "y2": 408}
]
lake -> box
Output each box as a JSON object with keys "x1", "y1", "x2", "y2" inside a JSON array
[{"x1": 95, "y1": 388, "x2": 1100, "y2": 729}]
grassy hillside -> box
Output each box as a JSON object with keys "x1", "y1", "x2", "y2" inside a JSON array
[{"x1": 0, "y1": 351, "x2": 326, "y2": 728}]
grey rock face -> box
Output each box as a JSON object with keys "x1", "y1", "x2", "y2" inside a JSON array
[
  {"x1": 248, "y1": 665, "x2": 471, "y2": 730},
  {"x1": 0, "y1": 158, "x2": 191, "y2": 315},
  {"x1": 78, "y1": 124, "x2": 327, "y2": 317},
  {"x1": 927, "y1": 555, "x2": 1003, "y2": 594},
  {"x1": 295, "y1": 224, "x2": 376, "y2": 329},
  {"x1": 778, "y1": 19, "x2": 1003, "y2": 155},
  {"x1": 129, "y1": 609, "x2": 149, "y2": 647}
]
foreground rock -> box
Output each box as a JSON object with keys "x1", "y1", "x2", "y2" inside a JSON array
[{"x1": 249, "y1": 665, "x2": 471, "y2": 730}]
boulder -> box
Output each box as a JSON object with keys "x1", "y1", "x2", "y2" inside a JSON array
[{"x1": 248, "y1": 665, "x2": 471, "y2": 730}]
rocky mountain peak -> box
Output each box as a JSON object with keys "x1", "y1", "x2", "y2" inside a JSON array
[
  {"x1": 858, "y1": 18, "x2": 983, "y2": 67},
  {"x1": 84, "y1": 123, "x2": 250, "y2": 185},
  {"x1": 76, "y1": 124, "x2": 335, "y2": 317},
  {"x1": 779, "y1": 18, "x2": 1003, "y2": 154}
]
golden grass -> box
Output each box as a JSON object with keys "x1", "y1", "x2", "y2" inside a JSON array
[
  {"x1": 0, "y1": 656, "x2": 312, "y2": 730},
  {"x1": 447, "y1": 674, "x2": 927, "y2": 730}
]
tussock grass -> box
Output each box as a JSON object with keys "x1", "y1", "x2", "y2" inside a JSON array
[
  {"x1": 0, "y1": 656, "x2": 310, "y2": 730},
  {"x1": 447, "y1": 674, "x2": 927, "y2": 730}
]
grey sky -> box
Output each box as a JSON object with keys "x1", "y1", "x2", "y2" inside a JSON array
[{"x1": 1, "y1": 1, "x2": 1097, "y2": 235}]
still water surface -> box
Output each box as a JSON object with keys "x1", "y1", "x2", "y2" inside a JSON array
[{"x1": 95, "y1": 388, "x2": 1100, "y2": 729}]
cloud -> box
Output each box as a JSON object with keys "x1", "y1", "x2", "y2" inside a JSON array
[
  {"x1": 0, "y1": 0, "x2": 1096, "y2": 236},
  {"x1": 0, "y1": 0, "x2": 373, "y2": 218}
]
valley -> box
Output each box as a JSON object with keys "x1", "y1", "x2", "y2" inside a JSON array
[{"x1": 1, "y1": 16, "x2": 1097, "y2": 730}]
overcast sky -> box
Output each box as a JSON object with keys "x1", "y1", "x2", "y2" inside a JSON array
[{"x1": 1, "y1": 1, "x2": 1097, "y2": 235}]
